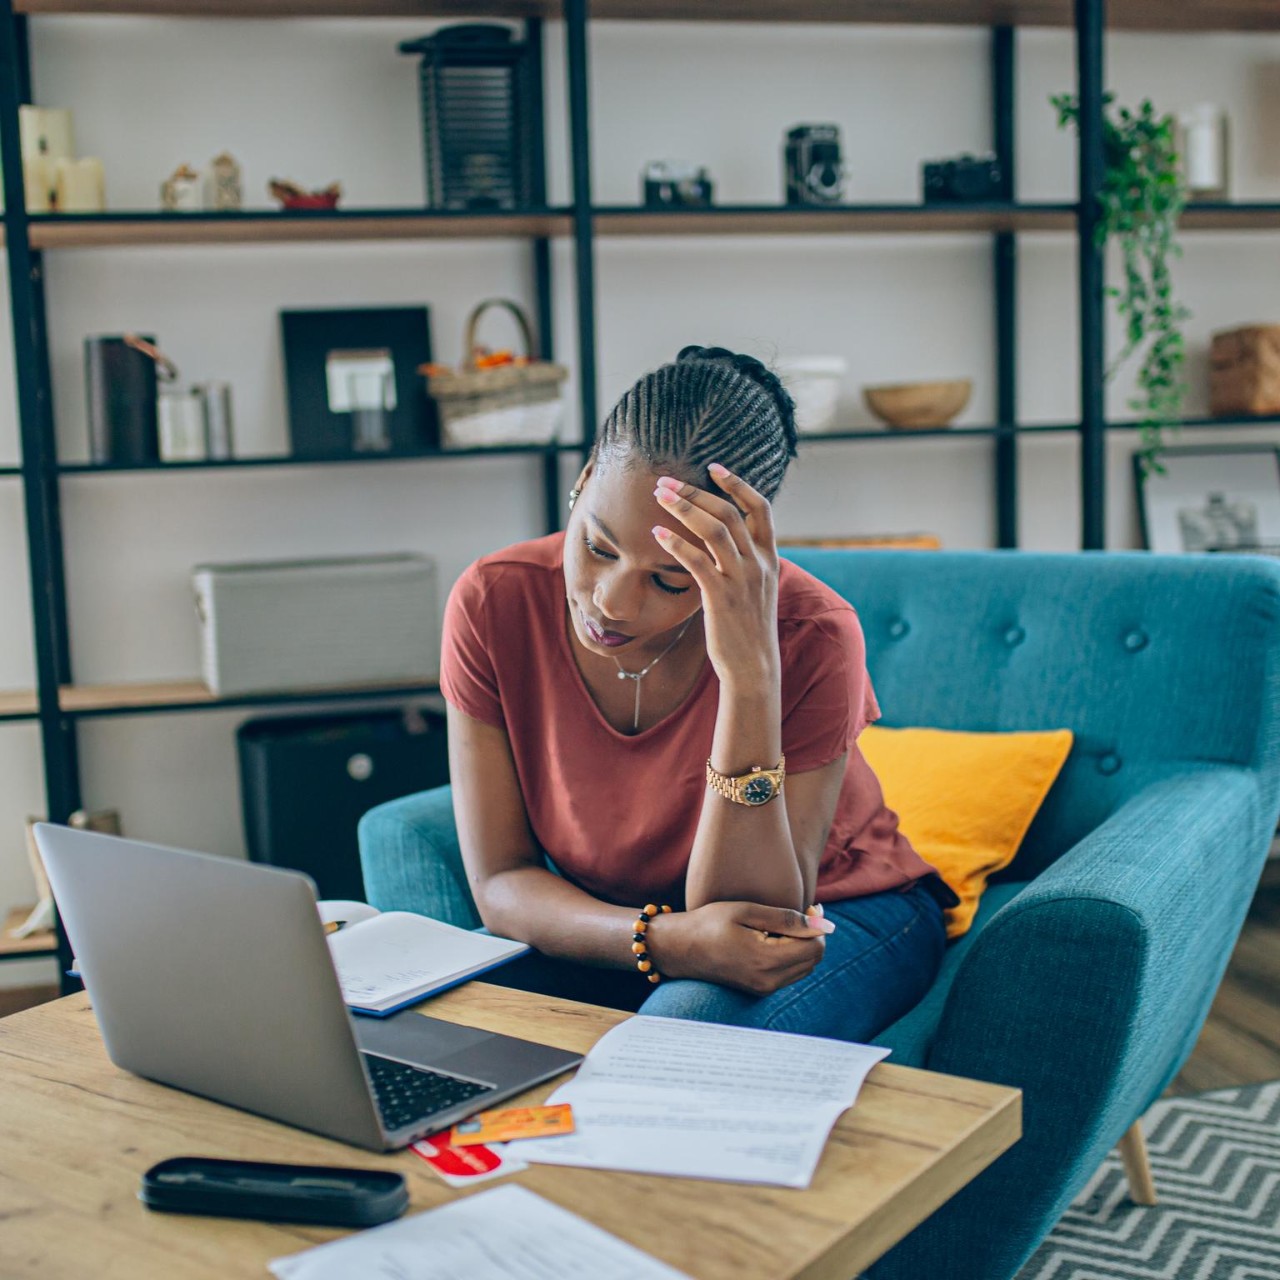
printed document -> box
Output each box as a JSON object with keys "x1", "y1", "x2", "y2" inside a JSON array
[
  {"x1": 268, "y1": 1183, "x2": 691, "y2": 1280},
  {"x1": 514, "y1": 1015, "x2": 888, "y2": 1188}
]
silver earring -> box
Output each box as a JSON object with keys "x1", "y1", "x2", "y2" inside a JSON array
[{"x1": 568, "y1": 487, "x2": 581, "y2": 511}]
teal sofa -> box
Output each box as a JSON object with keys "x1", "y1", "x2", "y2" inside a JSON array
[{"x1": 358, "y1": 550, "x2": 1280, "y2": 1280}]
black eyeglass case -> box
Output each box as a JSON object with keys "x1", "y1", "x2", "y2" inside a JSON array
[{"x1": 139, "y1": 1156, "x2": 409, "y2": 1228}]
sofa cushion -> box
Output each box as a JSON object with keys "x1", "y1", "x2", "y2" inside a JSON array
[
  {"x1": 860, "y1": 725, "x2": 1072, "y2": 937},
  {"x1": 872, "y1": 879, "x2": 1028, "y2": 1067}
]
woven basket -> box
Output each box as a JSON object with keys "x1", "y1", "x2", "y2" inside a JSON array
[{"x1": 425, "y1": 299, "x2": 568, "y2": 448}]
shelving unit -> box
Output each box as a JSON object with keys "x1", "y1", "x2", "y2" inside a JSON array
[
  {"x1": 56, "y1": 442, "x2": 565, "y2": 473},
  {"x1": 0, "y1": 906, "x2": 55, "y2": 959},
  {"x1": 8, "y1": 0, "x2": 1279, "y2": 31},
  {"x1": 3, "y1": 0, "x2": 1278, "y2": 991},
  {"x1": 7, "y1": 200, "x2": 1279, "y2": 251}
]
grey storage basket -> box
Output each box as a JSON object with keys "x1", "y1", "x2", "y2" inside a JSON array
[{"x1": 193, "y1": 554, "x2": 438, "y2": 697}]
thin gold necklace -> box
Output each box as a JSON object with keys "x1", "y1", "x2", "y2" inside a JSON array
[{"x1": 614, "y1": 613, "x2": 698, "y2": 732}]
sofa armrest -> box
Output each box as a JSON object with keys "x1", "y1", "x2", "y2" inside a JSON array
[
  {"x1": 869, "y1": 765, "x2": 1270, "y2": 1280},
  {"x1": 356, "y1": 784, "x2": 483, "y2": 929}
]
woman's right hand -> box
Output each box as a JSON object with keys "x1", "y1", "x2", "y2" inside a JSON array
[{"x1": 647, "y1": 901, "x2": 833, "y2": 997}]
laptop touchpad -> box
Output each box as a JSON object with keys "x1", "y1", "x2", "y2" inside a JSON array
[{"x1": 353, "y1": 1011, "x2": 494, "y2": 1064}]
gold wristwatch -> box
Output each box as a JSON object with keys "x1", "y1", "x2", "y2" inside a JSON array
[{"x1": 705, "y1": 755, "x2": 786, "y2": 806}]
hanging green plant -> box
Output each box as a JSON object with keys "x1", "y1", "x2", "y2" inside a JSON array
[{"x1": 1052, "y1": 93, "x2": 1189, "y2": 473}]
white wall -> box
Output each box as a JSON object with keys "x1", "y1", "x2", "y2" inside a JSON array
[{"x1": 2, "y1": 17, "x2": 1279, "y2": 984}]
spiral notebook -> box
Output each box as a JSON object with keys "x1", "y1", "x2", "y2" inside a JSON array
[{"x1": 319, "y1": 901, "x2": 529, "y2": 1016}]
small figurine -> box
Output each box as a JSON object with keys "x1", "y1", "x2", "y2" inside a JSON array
[
  {"x1": 161, "y1": 163, "x2": 202, "y2": 212},
  {"x1": 205, "y1": 152, "x2": 243, "y2": 211},
  {"x1": 268, "y1": 178, "x2": 342, "y2": 211}
]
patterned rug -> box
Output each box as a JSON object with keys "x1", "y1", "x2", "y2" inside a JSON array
[{"x1": 1017, "y1": 1080, "x2": 1280, "y2": 1279}]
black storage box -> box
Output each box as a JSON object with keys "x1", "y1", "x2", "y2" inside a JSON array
[{"x1": 236, "y1": 706, "x2": 448, "y2": 901}]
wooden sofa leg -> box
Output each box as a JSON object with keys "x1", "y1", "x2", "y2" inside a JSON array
[{"x1": 1118, "y1": 1121, "x2": 1158, "y2": 1206}]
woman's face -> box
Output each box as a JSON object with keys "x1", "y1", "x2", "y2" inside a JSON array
[{"x1": 564, "y1": 460, "x2": 705, "y2": 660}]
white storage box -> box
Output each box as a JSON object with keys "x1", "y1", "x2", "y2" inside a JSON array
[{"x1": 193, "y1": 554, "x2": 438, "y2": 697}]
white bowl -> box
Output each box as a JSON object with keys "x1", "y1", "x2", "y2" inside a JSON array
[{"x1": 775, "y1": 356, "x2": 848, "y2": 434}]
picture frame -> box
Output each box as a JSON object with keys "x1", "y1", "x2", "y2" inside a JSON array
[
  {"x1": 1134, "y1": 444, "x2": 1280, "y2": 555},
  {"x1": 280, "y1": 306, "x2": 434, "y2": 458}
]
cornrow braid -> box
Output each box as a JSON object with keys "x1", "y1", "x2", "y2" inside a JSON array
[{"x1": 595, "y1": 346, "x2": 799, "y2": 501}]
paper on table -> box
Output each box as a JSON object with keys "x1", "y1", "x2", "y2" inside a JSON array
[
  {"x1": 268, "y1": 1183, "x2": 692, "y2": 1280},
  {"x1": 515, "y1": 1015, "x2": 888, "y2": 1188}
]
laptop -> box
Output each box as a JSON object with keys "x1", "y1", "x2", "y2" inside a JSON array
[{"x1": 34, "y1": 823, "x2": 582, "y2": 1153}]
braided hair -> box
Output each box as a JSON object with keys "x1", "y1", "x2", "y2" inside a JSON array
[{"x1": 594, "y1": 346, "x2": 799, "y2": 501}]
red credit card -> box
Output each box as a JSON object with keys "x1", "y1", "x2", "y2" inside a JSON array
[{"x1": 411, "y1": 1135, "x2": 527, "y2": 1187}]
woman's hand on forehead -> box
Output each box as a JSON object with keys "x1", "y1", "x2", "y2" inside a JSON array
[{"x1": 651, "y1": 463, "x2": 780, "y2": 687}]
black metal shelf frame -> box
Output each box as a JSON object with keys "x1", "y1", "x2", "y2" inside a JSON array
[{"x1": 5, "y1": 0, "x2": 1267, "y2": 989}]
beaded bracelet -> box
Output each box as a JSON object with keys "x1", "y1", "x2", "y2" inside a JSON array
[{"x1": 631, "y1": 903, "x2": 673, "y2": 984}]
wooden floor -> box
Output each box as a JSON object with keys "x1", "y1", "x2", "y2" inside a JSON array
[{"x1": 3, "y1": 883, "x2": 1278, "y2": 1092}]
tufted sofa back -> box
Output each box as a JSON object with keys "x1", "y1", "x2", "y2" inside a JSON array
[{"x1": 782, "y1": 549, "x2": 1280, "y2": 879}]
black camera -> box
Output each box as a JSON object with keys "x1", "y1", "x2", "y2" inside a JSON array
[
  {"x1": 784, "y1": 124, "x2": 845, "y2": 207},
  {"x1": 642, "y1": 161, "x2": 714, "y2": 209},
  {"x1": 922, "y1": 153, "x2": 1005, "y2": 204}
]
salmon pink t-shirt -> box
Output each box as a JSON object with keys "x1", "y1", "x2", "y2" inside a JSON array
[{"x1": 440, "y1": 532, "x2": 944, "y2": 908}]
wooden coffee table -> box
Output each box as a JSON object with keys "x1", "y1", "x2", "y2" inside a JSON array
[{"x1": 0, "y1": 986, "x2": 1019, "y2": 1279}]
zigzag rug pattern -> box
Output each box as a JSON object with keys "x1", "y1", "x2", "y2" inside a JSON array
[{"x1": 1017, "y1": 1080, "x2": 1280, "y2": 1280}]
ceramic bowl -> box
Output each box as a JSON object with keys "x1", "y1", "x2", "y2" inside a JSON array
[{"x1": 862, "y1": 378, "x2": 972, "y2": 430}]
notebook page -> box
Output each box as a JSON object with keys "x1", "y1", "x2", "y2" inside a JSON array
[{"x1": 327, "y1": 911, "x2": 527, "y2": 1009}]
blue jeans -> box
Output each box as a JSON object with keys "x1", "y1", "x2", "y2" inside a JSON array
[
  {"x1": 358, "y1": 786, "x2": 945, "y2": 1043},
  {"x1": 489, "y1": 879, "x2": 946, "y2": 1042}
]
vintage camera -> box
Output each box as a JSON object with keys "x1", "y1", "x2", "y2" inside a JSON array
[
  {"x1": 922, "y1": 153, "x2": 1005, "y2": 204},
  {"x1": 784, "y1": 124, "x2": 845, "y2": 207},
  {"x1": 643, "y1": 161, "x2": 714, "y2": 209}
]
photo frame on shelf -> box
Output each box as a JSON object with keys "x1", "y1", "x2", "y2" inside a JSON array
[
  {"x1": 1134, "y1": 445, "x2": 1280, "y2": 555},
  {"x1": 280, "y1": 306, "x2": 434, "y2": 458}
]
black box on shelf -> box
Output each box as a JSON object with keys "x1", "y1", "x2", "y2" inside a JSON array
[
  {"x1": 236, "y1": 705, "x2": 448, "y2": 902},
  {"x1": 922, "y1": 153, "x2": 1005, "y2": 204}
]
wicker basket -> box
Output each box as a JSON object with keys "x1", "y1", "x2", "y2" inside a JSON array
[{"x1": 425, "y1": 299, "x2": 568, "y2": 449}]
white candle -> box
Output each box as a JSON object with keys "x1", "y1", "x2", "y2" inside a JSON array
[
  {"x1": 54, "y1": 157, "x2": 105, "y2": 213},
  {"x1": 23, "y1": 154, "x2": 54, "y2": 213},
  {"x1": 19, "y1": 106, "x2": 74, "y2": 162}
]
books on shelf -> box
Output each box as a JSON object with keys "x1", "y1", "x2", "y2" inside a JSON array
[{"x1": 318, "y1": 900, "x2": 528, "y2": 1017}]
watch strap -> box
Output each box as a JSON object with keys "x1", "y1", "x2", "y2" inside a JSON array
[{"x1": 705, "y1": 755, "x2": 786, "y2": 806}]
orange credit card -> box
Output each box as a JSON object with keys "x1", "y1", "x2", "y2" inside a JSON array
[{"x1": 449, "y1": 1103, "x2": 575, "y2": 1147}]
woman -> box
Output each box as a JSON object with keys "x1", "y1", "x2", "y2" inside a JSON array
[{"x1": 438, "y1": 346, "x2": 956, "y2": 1041}]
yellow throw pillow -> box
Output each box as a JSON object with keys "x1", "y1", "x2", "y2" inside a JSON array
[{"x1": 859, "y1": 725, "x2": 1074, "y2": 939}]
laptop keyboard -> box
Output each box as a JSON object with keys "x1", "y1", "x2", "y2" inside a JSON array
[{"x1": 362, "y1": 1053, "x2": 491, "y2": 1133}]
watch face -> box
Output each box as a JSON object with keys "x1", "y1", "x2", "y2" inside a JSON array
[{"x1": 742, "y1": 775, "x2": 776, "y2": 805}]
